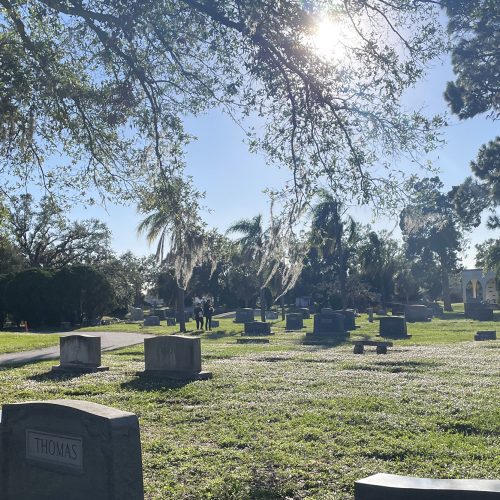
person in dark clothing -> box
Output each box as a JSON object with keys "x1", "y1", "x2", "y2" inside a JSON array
[
  {"x1": 194, "y1": 303, "x2": 204, "y2": 330},
  {"x1": 203, "y1": 300, "x2": 214, "y2": 331}
]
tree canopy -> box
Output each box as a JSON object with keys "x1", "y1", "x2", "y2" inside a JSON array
[{"x1": 0, "y1": 0, "x2": 445, "y2": 214}]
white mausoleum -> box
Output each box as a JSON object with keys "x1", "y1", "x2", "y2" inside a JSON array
[{"x1": 462, "y1": 269, "x2": 498, "y2": 304}]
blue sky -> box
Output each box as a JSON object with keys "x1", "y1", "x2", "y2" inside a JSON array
[{"x1": 69, "y1": 54, "x2": 498, "y2": 268}]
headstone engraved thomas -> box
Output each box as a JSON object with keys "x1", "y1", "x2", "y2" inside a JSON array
[{"x1": 1, "y1": 399, "x2": 144, "y2": 500}]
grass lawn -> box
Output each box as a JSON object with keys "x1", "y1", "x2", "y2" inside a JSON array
[
  {"x1": 0, "y1": 306, "x2": 498, "y2": 498},
  {"x1": 0, "y1": 332, "x2": 62, "y2": 354}
]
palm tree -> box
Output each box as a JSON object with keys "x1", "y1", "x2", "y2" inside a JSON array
[
  {"x1": 227, "y1": 215, "x2": 268, "y2": 322},
  {"x1": 138, "y1": 179, "x2": 204, "y2": 333},
  {"x1": 311, "y1": 192, "x2": 359, "y2": 310}
]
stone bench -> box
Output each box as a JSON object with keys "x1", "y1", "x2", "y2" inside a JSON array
[
  {"x1": 352, "y1": 340, "x2": 393, "y2": 354},
  {"x1": 355, "y1": 473, "x2": 500, "y2": 499}
]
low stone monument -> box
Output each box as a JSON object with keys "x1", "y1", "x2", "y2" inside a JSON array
[
  {"x1": 379, "y1": 316, "x2": 409, "y2": 338},
  {"x1": 334, "y1": 309, "x2": 356, "y2": 330},
  {"x1": 474, "y1": 330, "x2": 496, "y2": 341},
  {"x1": 355, "y1": 473, "x2": 500, "y2": 499},
  {"x1": 144, "y1": 315, "x2": 160, "y2": 326},
  {"x1": 153, "y1": 308, "x2": 166, "y2": 320},
  {"x1": 428, "y1": 302, "x2": 443, "y2": 317},
  {"x1": 51, "y1": 335, "x2": 108, "y2": 373},
  {"x1": 243, "y1": 321, "x2": 272, "y2": 335},
  {"x1": 286, "y1": 313, "x2": 304, "y2": 330},
  {"x1": 235, "y1": 308, "x2": 255, "y2": 323},
  {"x1": 265, "y1": 310, "x2": 279, "y2": 320},
  {"x1": 305, "y1": 311, "x2": 346, "y2": 342},
  {"x1": 211, "y1": 320, "x2": 220, "y2": 328},
  {"x1": 404, "y1": 305, "x2": 430, "y2": 322},
  {"x1": 0, "y1": 399, "x2": 144, "y2": 500},
  {"x1": 166, "y1": 317, "x2": 176, "y2": 326},
  {"x1": 464, "y1": 302, "x2": 494, "y2": 320},
  {"x1": 391, "y1": 303, "x2": 405, "y2": 316},
  {"x1": 297, "y1": 307, "x2": 310, "y2": 319},
  {"x1": 130, "y1": 307, "x2": 144, "y2": 321},
  {"x1": 137, "y1": 335, "x2": 212, "y2": 380}
]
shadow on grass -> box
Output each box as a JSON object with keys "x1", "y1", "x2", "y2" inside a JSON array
[
  {"x1": 110, "y1": 349, "x2": 144, "y2": 356},
  {"x1": 120, "y1": 376, "x2": 192, "y2": 392},
  {"x1": 28, "y1": 370, "x2": 86, "y2": 382},
  {"x1": 342, "y1": 359, "x2": 441, "y2": 373},
  {"x1": 300, "y1": 335, "x2": 348, "y2": 349},
  {"x1": 202, "y1": 330, "x2": 239, "y2": 340}
]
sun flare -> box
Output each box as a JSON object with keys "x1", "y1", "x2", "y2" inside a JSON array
[{"x1": 311, "y1": 17, "x2": 351, "y2": 61}]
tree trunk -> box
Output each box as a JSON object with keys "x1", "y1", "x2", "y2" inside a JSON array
[
  {"x1": 260, "y1": 287, "x2": 266, "y2": 322},
  {"x1": 177, "y1": 286, "x2": 186, "y2": 332},
  {"x1": 439, "y1": 256, "x2": 453, "y2": 311},
  {"x1": 280, "y1": 295, "x2": 285, "y2": 320},
  {"x1": 339, "y1": 251, "x2": 347, "y2": 310}
]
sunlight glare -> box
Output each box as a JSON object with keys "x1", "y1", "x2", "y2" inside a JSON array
[{"x1": 312, "y1": 17, "x2": 350, "y2": 61}]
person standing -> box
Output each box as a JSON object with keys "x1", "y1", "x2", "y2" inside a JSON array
[
  {"x1": 203, "y1": 299, "x2": 214, "y2": 331},
  {"x1": 194, "y1": 302, "x2": 204, "y2": 330}
]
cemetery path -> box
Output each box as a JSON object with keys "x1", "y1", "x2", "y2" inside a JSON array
[{"x1": 0, "y1": 331, "x2": 154, "y2": 367}]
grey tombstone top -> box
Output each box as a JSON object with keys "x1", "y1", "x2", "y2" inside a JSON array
[
  {"x1": 355, "y1": 473, "x2": 500, "y2": 500},
  {"x1": 52, "y1": 335, "x2": 108, "y2": 373},
  {"x1": 138, "y1": 335, "x2": 212, "y2": 380},
  {"x1": 143, "y1": 315, "x2": 160, "y2": 326},
  {"x1": 1, "y1": 399, "x2": 144, "y2": 500},
  {"x1": 130, "y1": 307, "x2": 144, "y2": 321}
]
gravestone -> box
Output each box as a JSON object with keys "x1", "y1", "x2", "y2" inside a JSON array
[
  {"x1": 464, "y1": 302, "x2": 493, "y2": 320},
  {"x1": 235, "y1": 308, "x2": 255, "y2": 323},
  {"x1": 391, "y1": 303, "x2": 405, "y2": 316},
  {"x1": 404, "y1": 305, "x2": 430, "y2": 322},
  {"x1": 379, "y1": 316, "x2": 409, "y2": 338},
  {"x1": 211, "y1": 320, "x2": 220, "y2": 328},
  {"x1": 355, "y1": 473, "x2": 500, "y2": 500},
  {"x1": 308, "y1": 311, "x2": 346, "y2": 339},
  {"x1": 153, "y1": 308, "x2": 166, "y2": 320},
  {"x1": 376, "y1": 308, "x2": 387, "y2": 315},
  {"x1": 1, "y1": 399, "x2": 143, "y2": 500},
  {"x1": 474, "y1": 307, "x2": 494, "y2": 321},
  {"x1": 51, "y1": 335, "x2": 108, "y2": 373},
  {"x1": 143, "y1": 315, "x2": 160, "y2": 326},
  {"x1": 130, "y1": 307, "x2": 144, "y2": 321},
  {"x1": 243, "y1": 321, "x2": 272, "y2": 335},
  {"x1": 286, "y1": 313, "x2": 304, "y2": 330},
  {"x1": 474, "y1": 330, "x2": 496, "y2": 341},
  {"x1": 297, "y1": 307, "x2": 311, "y2": 319},
  {"x1": 334, "y1": 309, "x2": 356, "y2": 330},
  {"x1": 265, "y1": 310, "x2": 279, "y2": 320},
  {"x1": 137, "y1": 335, "x2": 212, "y2": 380},
  {"x1": 428, "y1": 302, "x2": 443, "y2": 317},
  {"x1": 166, "y1": 317, "x2": 176, "y2": 326},
  {"x1": 367, "y1": 308, "x2": 373, "y2": 323}
]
